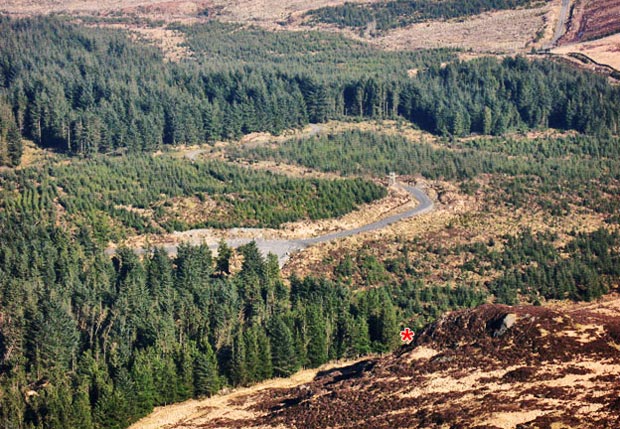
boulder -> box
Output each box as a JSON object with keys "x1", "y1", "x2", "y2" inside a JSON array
[{"x1": 493, "y1": 313, "x2": 517, "y2": 337}]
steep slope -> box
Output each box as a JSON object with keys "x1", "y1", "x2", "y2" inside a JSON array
[
  {"x1": 138, "y1": 298, "x2": 620, "y2": 428},
  {"x1": 551, "y1": 0, "x2": 620, "y2": 73},
  {"x1": 559, "y1": 0, "x2": 620, "y2": 44}
]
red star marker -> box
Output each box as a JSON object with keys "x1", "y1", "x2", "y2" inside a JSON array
[{"x1": 400, "y1": 327, "x2": 414, "y2": 343}]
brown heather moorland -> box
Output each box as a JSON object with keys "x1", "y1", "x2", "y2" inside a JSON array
[{"x1": 130, "y1": 296, "x2": 620, "y2": 429}]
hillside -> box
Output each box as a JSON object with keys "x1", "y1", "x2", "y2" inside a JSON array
[
  {"x1": 131, "y1": 297, "x2": 620, "y2": 428},
  {"x1": 0, "y1": 0, "x2": 558, "y2": 54},
  {"x1": 550, "y1": 0, "x2": 620, "y2": 73},
  {"x1": 1, "y1": 3, "x2": 620, "y2": 429},
  {"x1": 559, "y1": 0, "x2": 620, "y2": 44}
]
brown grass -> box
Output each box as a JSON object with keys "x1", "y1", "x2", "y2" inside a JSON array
[
  {"x1": 373, "y1": 5, "x2": 552, "y2": 53},
  {"x1": 128, "y1": 358, "x2": 369, "y2": 429},
  {"x1": 553, "y1": 32, "x2": 620, "y2": 71},
  {"x1": 13, "y1": 139, "x2": 57, "y2": 169},
  {"x1": 129, "y1": 298, "x2": 620, "y2": 429},
  {"x1": 0, "y1": 0, "x2": 210, "y2": 19},
  {"x1": 284, "y1": 173, "x2": 610, "y2": 282},
  {"x1": 120, "y1": 178, "x2": 417, "y2": 253},
  {"x1": 2, "y1": 0, "x2": 562, "y2": 55}
]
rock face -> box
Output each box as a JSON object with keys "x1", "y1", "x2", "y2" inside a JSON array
[
  {"x1": 492, "y1": 312, "x2": 517, "y2": 337},
  {"x1": 186, "y1": 301, "x2": 620, "y2": 429}
]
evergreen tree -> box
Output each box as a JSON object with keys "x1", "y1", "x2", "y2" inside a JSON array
[
  {"x1": 256, "y1": 328, "x2": 273, "y2": 380},
  {"x1": 216, "y1": 240, "x2": 232, "y2": 276},
  {"x1": 268, "y1": 316, "x2": 297, "y2": 377},
  {"x1": 305, "y1": 306, "x2": 328, "y2": 368},
  {"x1": 193, "y1": 341, "x2": 221, "y2": 397},
  {"x1": 230, "y1": 328, "x2": 248, "y2": 386},
  {"x1": 351, "y1": 315, "x2": 372, "y2": 357},
  {"x1": 243, "y1": 327, "x2": 260, "y2": 383}
]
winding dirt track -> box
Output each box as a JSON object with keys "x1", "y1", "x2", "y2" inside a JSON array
[
  {"x1": 111, "y1": 123, "x2": 435, "y2": 266},
  {"x1": 125, "y1": 183, "x2": 434, "y2": 266}
]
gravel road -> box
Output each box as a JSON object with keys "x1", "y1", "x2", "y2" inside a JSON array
[
  {"x1": 548, "y1": 0, "x2": 571, "y2": 47},
  {"x1": 112, "y1": 125, "x2": 434, "y2": 266},
  {"x1": 111, "y1": 183, "x2": 434, "y2": 267}
]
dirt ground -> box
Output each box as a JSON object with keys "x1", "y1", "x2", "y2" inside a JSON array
[
  {"x1": 553, "y1": 32, "x2": 620, "y2": 71},
  {"x1": 127, "y1": 358, "x2": 370, "y2": 429},
  {"x1": 128, "y1": 295, "x2": 620, "y2": 429}
]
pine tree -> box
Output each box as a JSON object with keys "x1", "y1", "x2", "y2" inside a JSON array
[
  {"x1": 243, "y1": 327, "x2": 260, "y2": 383},
  {"x1": 193, "y1": 341, "x2": 221, "y2": 397},
  {"x1": 7, "y1": 121, "x2": 22, "y2": 166},
  {"x1": 69, "y1": 381, "x2": 94, "y2": 429},
  {"x1": 305, "y1": 306, "x2": 328, "y2": 368},
  {"x1": 175, "y1": 345, "x2": 195, "y2": 400},
  {"x1": 351, "y1": 315, "x2": 372, "y2": 357},
  {"x1": 268, "y1": 316, "x2": 297, "y2": 377},
  {"x1": 216, "y1": 240, "x2": 232, "y2": 276},
  {"x1": 256, "y1": 328, "x2": 273, "y2": 380},
  {"x1": 130, "y1": 350, "x2": 156, "y2": 416},
  {"x1": 27, "y1": 295, "x2": 79, "y2": 375},
  {"x1": 230, "y1": 328, "x2": 248, "y2": 386}
]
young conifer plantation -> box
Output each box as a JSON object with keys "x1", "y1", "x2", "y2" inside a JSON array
[{"x1": 0, "y1": 12, "x2": 619, "y2": 429}]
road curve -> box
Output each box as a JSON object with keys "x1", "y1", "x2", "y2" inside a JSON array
[
  {"x1": 108, "y1": 183, "x2": 434, "y2": 267},
  {"x1": 118, "y1": 124, "x2": 432, "y2": 266},
  {"x1": 300, "y1": 184, "x2": 433, "y2": 246}
]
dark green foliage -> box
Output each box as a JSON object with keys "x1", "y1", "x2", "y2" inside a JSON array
[
  {"x1": 305, "y1": 306, "x2": 328, "y2": 367},
  {"x1": 398, "y1": 57, "x2": 620, "y2": 136},
  {"x1": 0, "y1": 17, "x2": 311, "y2": 152},
  {"x1": 307, "y1": 0, "x2": 538, "y2": 32},
  {"x1": 242, "y1": 128, "x2": 620, "y2": 218},
  {"x1": 193, "y1": 341, "x2": 221, "y2": 398},
  {"x1": 3, "y1": 16, "x2": 617, "y2": 161},
  {"x1": 486, "y1": 229, "x2": 619, "y2": 303},
  {"x1": 0, "y1": 17, "x2": 451, "y2": 156},
  {"x1": 177, "y1": 21, "x2": 451, "y2": 80},
  {"x1": 216, "y1": 240, "x2": 232, "y2": 276},
  {"x1": 255, "y1": 328, "x2": 273, "y2": 380},
  {"x1": 0, "y1": 154, "x2": 386, "y2": 239},
  {"x1": 268, "y1": 316, "x2": 298, "y2": 378},
  {"x1": 0, "y1": 100, "x2": 22, "y2": 166},
  {"x1": 230, "y1": 328, "x2": 248, "y2": 386},
  {"x1": 0, "y1": 206, "x2": 617, "y2": 429},
  {"x1": 244, "y1": 129, "x2": 620, "y2": 181},
  {"x1": 361, "y1": 288, "x2": 400, "y2": 353},
  {"x1": 0, "y1": 207, "x2": 405, "y2": 429},
  {"x1": 0, "y1": 12, "x2": 619, "y2": 429}
]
